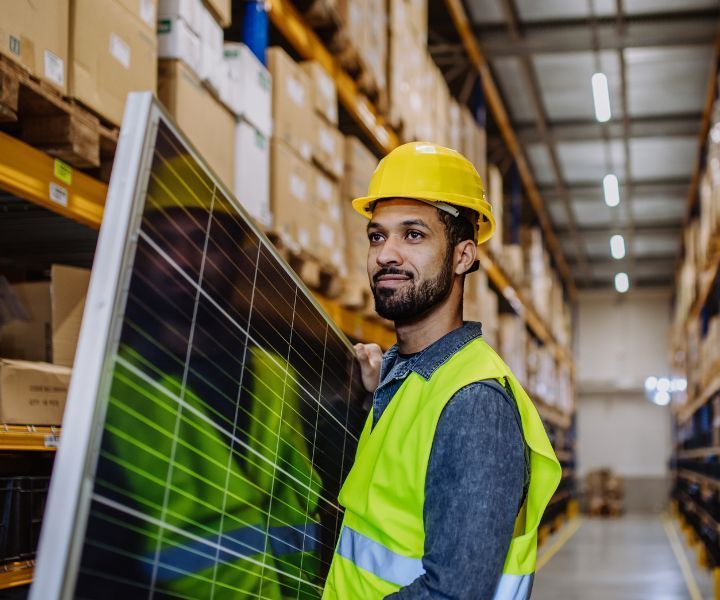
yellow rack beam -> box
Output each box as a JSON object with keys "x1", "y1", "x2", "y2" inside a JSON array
[
  {"x1": 0, "y1": 425, "x2": 60, "y2": 451},
  {"x1": 443, "y1": 0, "x2": 577, "y2": 303},
  {"x1": 0, "y1": 131, "x2": 106, "y2": 229},
  {"x1": 0, "y1": 563, "x2": 33, "y2": 590}
]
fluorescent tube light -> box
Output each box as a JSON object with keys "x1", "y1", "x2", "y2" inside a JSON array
[
  {"x1": 592, "y1": 72, "x2": 611, "y2": 122},
  {"x1": 610, "y1": 234, "x2": 625, "y2": 259},
  {"x1": 603, "y1": 174, "x2": 620, "y2": 207}
]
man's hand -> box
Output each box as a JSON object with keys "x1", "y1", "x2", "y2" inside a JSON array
[{"x1": 354, "y1": 343, "x2": 382, "y2": 393}]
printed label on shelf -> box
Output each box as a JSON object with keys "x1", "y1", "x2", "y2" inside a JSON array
[
  {"x1": 44, "y1": 434, "x2": 59, "y2": 448},
  {"x1": 9, "y1": 36, "x2": 20, "y2": 57},
  {"x1": 49, "y1": 182, "x2": 69, "y2": 207},
  {"x1": 54, "y1": 159, "x2": 73, "y2": 185},
  {"x1": 110, "y1": 33, "x2": 131, "y2": 69},
  {"x1": 140, "y1": 0, "x2": 156, "y2": 27},
  {"x1": 44, "y1": 50, "x2": 65, "y2": 86}
]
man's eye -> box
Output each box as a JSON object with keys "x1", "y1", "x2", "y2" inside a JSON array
[
  {"x1": 368, "y1": 232, "x2": 384, "y2": 242},
  {"x1": 407, "y1": 230, "x2": 424, "y2": 240}
]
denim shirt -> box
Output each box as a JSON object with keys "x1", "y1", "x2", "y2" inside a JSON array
[{"x1": 374, "y1": 322, "x2": 529, "y2": 599}]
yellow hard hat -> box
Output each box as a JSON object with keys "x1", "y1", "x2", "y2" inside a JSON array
[{"x1": 352, "y1": 142, "x2": 495, "y2": 244}]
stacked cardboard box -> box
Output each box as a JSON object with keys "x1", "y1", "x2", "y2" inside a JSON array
[
  {"x1": 225, "y1": 43, "x2": 272, "y2": 227},
  {"x1": 700, "y1": 314, "x2": 720, "y2": 390},
  {"x1": 342, "y1": 137, "x2": 377, "y2": 301},
  {"x1": 585, "y1": 469, "x2": 624, "y2": 517},
  {"x1": 464, "y1": 269, "x2": 499, "y2": 348},
  {"x1": 486, "y1": 165, "x2": 504, "y2": 256},
  {"x1": 0, "y1": 0, "x2": 69, "y2": 94},
  {"x1": 0, "y1": 266, "x2": 90, "y2": 425},
  {"x1": 69, "y1": 0, "x2": 158, "y2": 126},
  {"x1": 498, "y1": 313, "x2": 527, "y2": 384}
]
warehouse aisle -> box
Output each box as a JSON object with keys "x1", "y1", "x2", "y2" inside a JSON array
[{"x1": 532, "y1": 516, "x2": 712, "y2": 599}]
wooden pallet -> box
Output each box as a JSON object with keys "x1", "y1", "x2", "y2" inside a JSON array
[
  {"x1": 266, "y1": 230, "x2": 344, "y2": 299},
  {"x1": 0, "y1": 55, "x2": 118, "y2": 174},
  {"x1": 299, "y1": 0, "x2": 383, "y2": 111}
]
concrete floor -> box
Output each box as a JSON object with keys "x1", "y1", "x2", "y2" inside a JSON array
[{"x1": 532, "y1": 515, "x2": 714, "y2": 600}]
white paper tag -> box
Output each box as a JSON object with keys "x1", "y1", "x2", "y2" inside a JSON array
[
  {"x1": 300, "y1": 141, "x2": 312, "y2": 162},
  {"x1": 44, "y1": 434, "x2": 59, "y2": 448},
  {"x1": 319, "y1": 223, "x2": 334, "y2": 247},
  {"x1": 44, "y1": 50, "x2": 64, "y2": 86},
  {"x1": 49, "y1": 182, "x2": 68, "y2": 207},
  {"x1": 110, "y1": 33, "x2": 131, "y2": 69},
  {"x1": 333, "y1": 157, "x2": 343, "y2": 176},
  {"x1": 319, "y1": 129, "x2": 334, "y2": 154},
  {"x1": 317, "y1": 177, "x2": 332, "y2": 203},
  {"x1": 330, "y1": 204, "x2": 340, "y2": 221},
  {"x1": 290, "y1": 174, "x2": 307, "y2": 202},
  {"x1": 318, "y1": 72, "x2": 334, "y2": 100},
  {"x1": 287, "y1": 76, "x2": 305, "y2": 106},
  {"x1": 298, "y1": 228, "x2": 310, "y2": 248},
  {"x1": 140, "y1": 0, "x2": 156, "y2": 27}
]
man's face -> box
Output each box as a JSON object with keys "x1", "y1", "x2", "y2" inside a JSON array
[{"x1": 367, "y1": 199, "x2": 454, "y2": 322}]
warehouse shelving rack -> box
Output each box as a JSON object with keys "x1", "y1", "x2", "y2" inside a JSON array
[
  {"x1": 670, "y1": 29, "x2": 720, "y2": 588},
  {"x1": 0, "y1": 0, "x2": 579, "y2": 589}
]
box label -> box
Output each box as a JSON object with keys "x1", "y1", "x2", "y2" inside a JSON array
[
  {"x1": 9, "y1": 36, "x2": 20, "y2": 57},
  {"x1": 254, "y1": 130, "x2": 267, "y2": 150},
  {"x1": 44, "y1": 50, "x2": 65, "y2": 87},
  {"x1": 44, "y1": 434, "x2": 59, "y2": 448},
  {"x1": 319, "y1": 129, "x2": 335, "y2": 155},
  {"x1": 287, "y1": 76, "x2": 305, "y2": 107},
  {"x1": 53, "y1": 160, "x2": 73, "y2": 185},
  {"x1": 157, "y1": 18, "x2": 172, "y2": 34},
  {"x1": 49, "y1": 183, "x2": 68, "y2": 207},
  {"x1": 319, "y1": 223, "x2": 334, "y2": 247},
  {"x1": 110, "y1": 33, "x2": 131, "y2": 69},
  {"x1": 258, "y1": 70, "x2": 271, "y2": 92},
  {"x1": 317, "y1": 177, "x2": 332, "y2": 203},
  {"x1": 290, "y1": 174, "x2": 307, "y2": 203},
  {"x1": 140, "y1": 0, "x2": 156, "y2": 27}
]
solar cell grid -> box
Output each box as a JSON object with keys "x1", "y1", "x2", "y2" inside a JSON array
[{"x1": 32, "y1": 95, "x2": 366, "y2": 599}]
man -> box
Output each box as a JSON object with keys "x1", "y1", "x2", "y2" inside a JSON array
[{"x1": 323, "y1": 142, "x2": 561, "y2": 599}]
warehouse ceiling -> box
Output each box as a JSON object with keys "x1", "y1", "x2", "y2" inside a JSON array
[{"x1": 430, "y1": 0, "x2": 720, "y2": 289}]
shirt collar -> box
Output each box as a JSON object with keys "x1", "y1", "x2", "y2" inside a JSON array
[{"x1": 380, "y1": 321, "x2": 483, "y2": 382}]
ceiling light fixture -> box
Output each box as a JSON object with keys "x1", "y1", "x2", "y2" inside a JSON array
[
  {"x1": 610, "y1": 234, "x2": 626, "y2": 259},
  {"x1": 603, "y1": 174, "x2": 620, "y2": 207},
  {"x1": 592, "y1": 72, "x2": 611, "y2": 122},
  {"x1": 614, "y1": 272, "x2": 629, "y2": 293}
]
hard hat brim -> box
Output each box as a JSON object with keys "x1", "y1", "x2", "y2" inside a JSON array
[{"x1": 352, "y1": 192, "x2": 496, "y2": 246}]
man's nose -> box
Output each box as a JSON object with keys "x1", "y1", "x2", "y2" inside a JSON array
[{"x1": 376, "y1": 237, "x2": 403, "y2": 266}]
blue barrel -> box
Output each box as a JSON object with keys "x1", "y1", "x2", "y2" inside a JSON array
[{"x1": 242, "y1": 1, "x2": 269, "y2": 65}]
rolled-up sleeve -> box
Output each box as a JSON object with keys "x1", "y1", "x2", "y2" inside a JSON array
[{"x1": 386, "y1": 381, "x2": 527, "y2": 599}]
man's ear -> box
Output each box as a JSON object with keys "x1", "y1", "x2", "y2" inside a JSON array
[{"x1": 455, "y1": 240, "x2": 478, "y2": 275}]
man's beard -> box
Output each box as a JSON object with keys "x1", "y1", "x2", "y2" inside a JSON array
[{"x1": 371, "y1": 248, "x2": 454, "y2": 322}]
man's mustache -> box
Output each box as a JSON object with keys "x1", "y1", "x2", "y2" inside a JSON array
[{"x1": 373, "y1": 268, "x2": 414, "y2": 284}]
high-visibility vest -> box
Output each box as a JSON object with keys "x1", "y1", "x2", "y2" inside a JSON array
[
  {"x1": 105, "y1": 344, "x2": 323, "y2": 598},
  {"x1": 322, "y1": 337, "x2": 562, "y2": 599}
]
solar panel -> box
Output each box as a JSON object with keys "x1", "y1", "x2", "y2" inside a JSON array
[{"x1": 31, "y1": 93, "x2": 366, "y2": 599}]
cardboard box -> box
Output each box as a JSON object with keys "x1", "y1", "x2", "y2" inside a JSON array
[
  {"x1": 51, "y1": 265, "x2": 91, "y2": 368},
  {"x1": 448, "y1": 100, "x2": 462, "y2": 152},
  {"x1": 224, "y1": 42, "x2": 272, "y2": 137},
  {"x1": 267, "y1": 47, "x2": 313, "y2": 162},
  {"x1": 313, "y1": 168, "x2": 343, "y2": 265},
  {"x1": 342, "y1": 203, "x2": 369, "y2": 280},
  {"x1": 0, "y1": 360, "x2": 71, "y2": 425},
  {"x1": 158, "y1": 59, "x2": 236, "y2": 192},
  {"x1": 159, "y1": 0, "x2": 203, "y2": 34},
  {"x1": 302, "y1": 61, "x2": 338, "y2": 126},
  {"x1": 487, "y1": 165, "x2": 503, "y2": 255},
  {"x1": 158, "y1": 15, "x2": 201, "y2": 75},
  {"x1": 235, "y1": 119, "x2": 271, "y2": 229},
  {"x1": 313, "y1": 114, "x2": 345, "y2": 180},
  {"x1": 0, "y1": 281, "x2": 52, "y2": 363},
  {"x1": 460, "y1": 106, "x2": 477, "y2": 166},
  {"x1": 343, "y1": 136, "x2": 377, "y2": 200},
  {"x1": 203, "y1": 0, "x2": 230, "y2": 27},
  {"x1": 0, "y1": 0, "x2": 69, "y2": 93},
  {"x1": 116, "y1": 0, "x2": 158, "y2": 32},
  {"x1": 198, "y1": 5, "x2": 223, "y2": 88},
  {"x1": 270, "y1": 140, "x2": 314, "y2": 250},
  {"x1": 70, "y1": 0, "x2": 158, "y2": 125}
]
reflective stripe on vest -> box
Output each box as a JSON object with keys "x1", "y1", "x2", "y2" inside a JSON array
[
  {"x1": 492, "y1": 572, "x2": 533, "y2": 600},
  {"x1": 337, "y1": 526, "x2": 425, "y2": 587}
]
